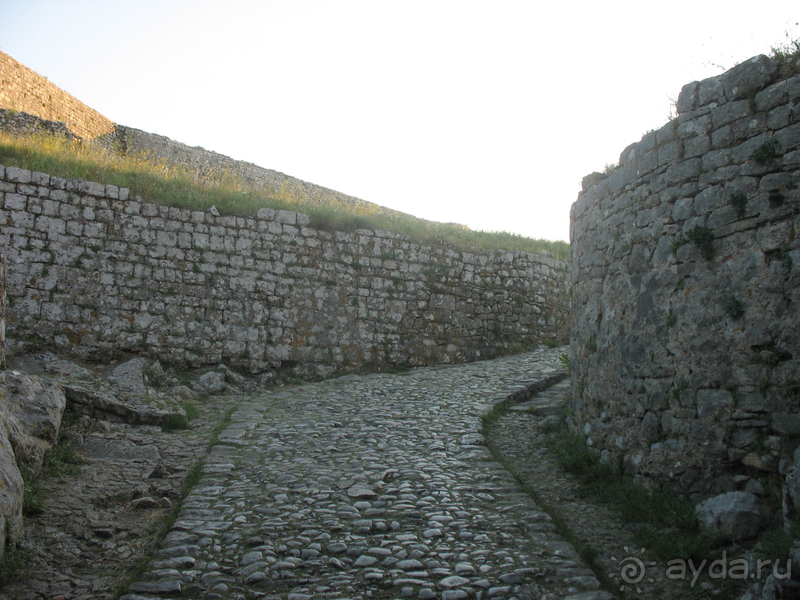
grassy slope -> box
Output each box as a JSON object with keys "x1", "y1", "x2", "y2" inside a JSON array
[{"x1": 0, "y1": 131, "x2": 570, "y2": 259}]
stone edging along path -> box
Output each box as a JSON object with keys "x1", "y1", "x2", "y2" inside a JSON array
[{"x1": 119, "y1": 347, "x2": 616, "y2": 600}]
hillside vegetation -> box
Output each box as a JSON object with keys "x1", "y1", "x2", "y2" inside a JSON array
[{"x1": 0, "y1": 131, "x2": 569, "y2": 259}]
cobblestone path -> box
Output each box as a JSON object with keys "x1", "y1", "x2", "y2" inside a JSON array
[{"x1": 124, "y1": 348, "x2": 611, "y2": 600}]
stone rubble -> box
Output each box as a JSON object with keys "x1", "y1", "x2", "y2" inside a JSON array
[{"x1": 0, "y1": 372, "x2": 227, "y2": 600}]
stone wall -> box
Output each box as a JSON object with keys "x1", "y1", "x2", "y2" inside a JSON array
[
  {"x1": 570, "y1": 55, "x2": 800, "y2": 500},
  {"x1": 0, "y1": 108, "x2": 76, "y2": 139},
  {"x1": 0, "y1": 51, "x2": 114, "y2": 140},
  {"x1": 0, "y1": 165, "x2": 569, "y2": 379}
]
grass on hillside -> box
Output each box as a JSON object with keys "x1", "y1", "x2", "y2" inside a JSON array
[{"x1": 0, "y1": 131, "x2": 570, "y2": 258}]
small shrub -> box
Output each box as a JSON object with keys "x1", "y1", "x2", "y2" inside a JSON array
[
  {"x1": 558, "y1": 353, "x2": 571, "y2": 373},
  {"x1": 778, "y1": 247, "x2": 793, "y2": 270},
  {"x1": 45, "y1": 441, "x2": 84, "y2": 476},
  {"x1": 755, "y1": 349, "x2": 781, "y2": 368},
  {"x1": 771, "y1": 37, "x2": 800, "y2": 78},
  {"x1": 179, "y1": 400, "x2": 200, "y2": 421},
  {"x1": 725, "y1": 296, "x2": 745, "y2": 319},
  {"x1": 585, "y1": 339, "x2": 597, "y2": 353},
  {"x1": 685, "y1": 225, "x2": 715, "y2": 260},
  {"x1": 20, "y1": 467, "x2": 45, "y2": 516},
  {"x1": 143, "y1": 364, "x2": 167, "y2": 387},
  {"x1": 665, "y1": 311, "x2": 677, "y2": 327},
  {"x1": 750, "y1": 139, "x2": 781, "y2": 164},
  {"x1": 550, "y1": 431, "x2": 612, "y2": 484},
  {"x1": 160, "y1": 412, "x2": 189, "y2": 431},
  {"x1": 781, "y1": 379, "x2": 800, "y2": 395},
  {"x1": 20, "y1": 433, "x2": 84, "y2": 516},
  {"x1": 730, "y1": 193, "x2": 748, "y2": 218},
  {"x1": 672, "y1": 381, "x2": 689, "y2": 400}
]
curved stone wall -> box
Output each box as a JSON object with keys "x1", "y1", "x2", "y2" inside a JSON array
[
  {"x1": 570, "y1": 55, "x2": 800, "y2": 499},
  {"x1": 0, "y1": 165, "x2": 569, "y2": 379}
]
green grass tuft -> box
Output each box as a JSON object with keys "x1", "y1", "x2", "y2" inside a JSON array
[
  {"x1": 179, "y1": 400, "x2": 200, "y2": 421},
  {"x1": 21, "y1": 431, "x2": 85, "y2": 516},
  {"x1": 160, "y1": 412, "x2": 189, "y2": 431},
  {"x1": 0, "y1": 543, "x2": 32, "y2": 587},
  {"x1": 685, "y1": 225, "x2": 715, "y2": 260}
]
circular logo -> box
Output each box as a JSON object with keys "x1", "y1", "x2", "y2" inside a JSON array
[{"x1": 619, "y1": 555, "x2": 646, "y2": 584}]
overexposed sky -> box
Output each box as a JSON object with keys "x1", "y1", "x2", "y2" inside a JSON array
[{"x1": 0, "y1": 1, "x2": 797, "y2": 242}]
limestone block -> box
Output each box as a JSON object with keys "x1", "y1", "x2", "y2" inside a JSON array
[
  {"x1": 276, "y1": 210, "x2": 296, "y2": 224},
  {"x1": 192, "y1": 371, "x2": 227, "y2": 394},
  {"x1": 3, "y1": 193, "x2": 26, "y2": 211},
  {"x1": 677, "y1": 80, "x2": 700, "y2": 114},
  {"x1": 0, "y1": 370, "x2": 66, "y2": 473},
  {"x1": 720, "y1": 55, "x2": 777, "y2": 102},
  {"x1": 5, "y1": 167, "x2": 31, "y2": 183},
  {"x1": 107, "y1": 357, "x2": 149, "y2": 395},
  {"x1": 0, "y1": 426, "x2": 23, "y2": 557},
  {"x1": 696, "y1": 389, "x2": 734, "y2": 420},
  {"x1": 697, "y1": 75, "x2": 725, "y2": 107},
  {"x1": 256, "y1": 207, "x2": 275, "y2": 221},
  {"x1": 696, "y1": 491, "x2": 762, "y2": 541}
]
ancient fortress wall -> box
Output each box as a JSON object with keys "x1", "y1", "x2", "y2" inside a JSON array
[
  {"x1": 0, "y1": 164, "x2": 569, "y2": 379},
  {"x1": 0, "y1": 51, "x2": 114, "y2": 140},
  {"x1": 0, "y1": 50, "x2": 569, "y2": 377},
  {"x1": 570, "y1": 55, "x2": 800, "y2": 499}
]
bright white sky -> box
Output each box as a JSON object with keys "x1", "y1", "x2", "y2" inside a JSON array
[{"x1": 0, "y1": 1, "x2": 797, "y2": 242}]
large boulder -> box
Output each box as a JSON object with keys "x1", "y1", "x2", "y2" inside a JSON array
[
  {"x1": 0, "y1": 370, "x2": 66, "y2": 560},
  {"x1": 192, "y1": 370, "x2": 227, "y2": 394},
  {"x1": 0, "y1": 370, "x2": 66, "y2": 472},
  {"x1": 107, "y1": 357, "x2": 149, "y2": 395},
  {"x1": 0, "y1": 427, "x2": 23, "y2": 561},
  {"x1": 696, "y1": 491, "x2": 762, "y2": 542}
]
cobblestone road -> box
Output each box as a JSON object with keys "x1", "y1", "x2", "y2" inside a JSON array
[{"x1": 123, "y1": 348, "x2": 611, "y2": 600}]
